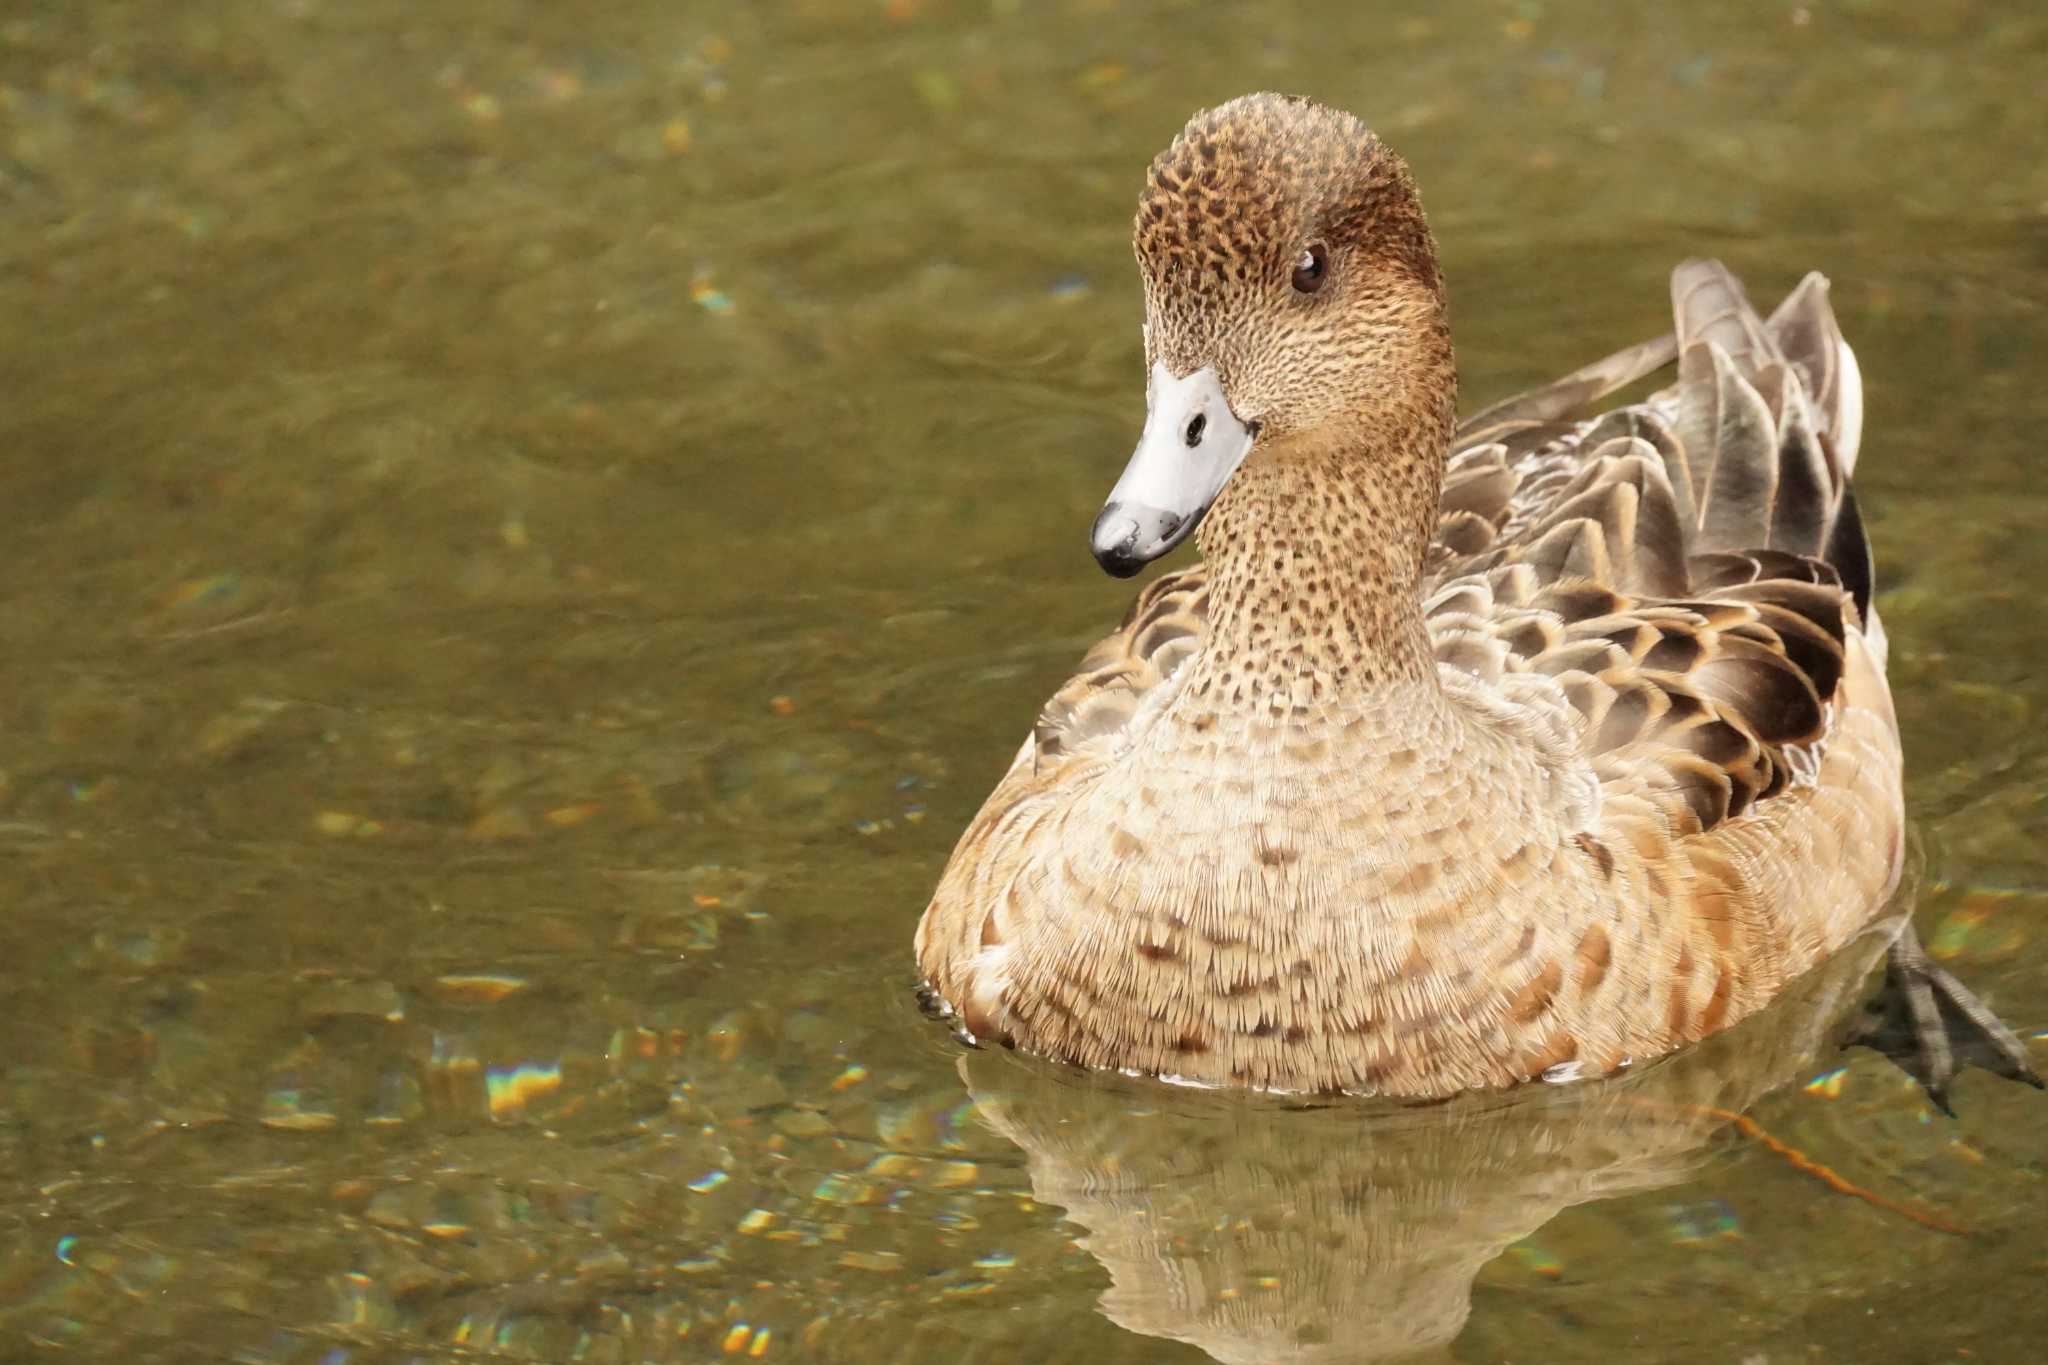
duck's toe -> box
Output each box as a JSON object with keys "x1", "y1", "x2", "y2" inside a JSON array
[{"x1": 1846, "y1": 922, "x2": 2043, "y2": 1117}]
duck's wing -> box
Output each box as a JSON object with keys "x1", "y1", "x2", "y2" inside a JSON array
[
  {"x1": 1030, "y1": 566, "x2": 1209, "y2": 771},
  {"x1": 1451, "y1": 330, "x2": 1679, "y2": 453},
  {"x1": 1424, "y1": 259, "x2": 1877, "y2": 840},
  {"x1": 1436, "y1": 263, "x2": 1866, "y2": 596}
]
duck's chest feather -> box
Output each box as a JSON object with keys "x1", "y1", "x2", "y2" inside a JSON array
[{"x1": 921, "y1": 667, "x2": 1616, "y2": 1094}]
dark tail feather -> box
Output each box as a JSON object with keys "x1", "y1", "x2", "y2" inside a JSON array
[{"x1": 1825, "y1": 485, "x2": 1874, "y2": 620}]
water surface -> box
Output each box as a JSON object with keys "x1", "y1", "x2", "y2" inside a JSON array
[{"x1": 3, "y1": 2, "x2": 2045, "y2": 1361}]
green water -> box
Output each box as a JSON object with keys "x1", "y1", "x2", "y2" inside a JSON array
[{"x1": 2, "y1": 2, "x2": 2044, "y2": 1361}]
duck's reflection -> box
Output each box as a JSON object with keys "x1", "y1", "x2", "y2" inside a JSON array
[{"x1": 958, "y1": 913, "x2": 1901, "y2": 1364}]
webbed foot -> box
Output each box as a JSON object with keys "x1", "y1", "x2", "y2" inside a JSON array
[{"x1": 1847, "y1": 922, "x2": 2042, "y2": 1116}]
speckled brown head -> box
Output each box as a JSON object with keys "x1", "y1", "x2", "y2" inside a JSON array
[
  {"x1": 1091, "y1": 94, "x2": 1456, "y2": 578},
  {"x1": 1137, "y1": 94, "x2": 1450, "y2": 438}
]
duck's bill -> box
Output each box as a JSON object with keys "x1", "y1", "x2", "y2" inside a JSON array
[{"x1": 1089, "y1": 363, "x2": 1257, "y2": 578}]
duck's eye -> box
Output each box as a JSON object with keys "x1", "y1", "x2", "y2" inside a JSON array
[{"x1": 1291, "y1": 243, "x2": 1328, "y2": 294}]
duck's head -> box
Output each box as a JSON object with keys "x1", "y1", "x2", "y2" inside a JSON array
[{"x1": 1091, "y1": 94, "x2": 1453, "y2": 577}]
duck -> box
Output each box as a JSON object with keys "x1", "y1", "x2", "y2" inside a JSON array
[{"x1": 916, "y1": 92, "x2": 2038, "y2": 1109}]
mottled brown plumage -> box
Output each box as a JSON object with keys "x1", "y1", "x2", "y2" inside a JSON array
[{"x1": 915, "y1": 94, "x2": 2024, "y2": 1101}]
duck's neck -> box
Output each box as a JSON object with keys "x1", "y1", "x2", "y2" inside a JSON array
[{"x1": 1182, "y1": 413, "x2": 1450, "y2": 713}]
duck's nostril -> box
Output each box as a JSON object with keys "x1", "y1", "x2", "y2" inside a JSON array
[{"x1": 1184, "y1": 413, "x2": 1206, "y2": 448}]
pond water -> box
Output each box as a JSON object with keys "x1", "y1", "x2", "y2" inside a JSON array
[{"x1": 2, "y1": 2, "x2": 2044, "y2": 1361}]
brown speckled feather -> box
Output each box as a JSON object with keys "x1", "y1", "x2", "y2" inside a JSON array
[{"x1": 917, "y1": 96, "x2": 1900, "y2": 1097}]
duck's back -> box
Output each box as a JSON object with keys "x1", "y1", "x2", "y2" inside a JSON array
[
  {"x1": 1423, "y1": 260, "x2": 1885, "y2": 858},
  {"x1": 1400, "y1": 260, "x2": 1903, "y2": 1074}
]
